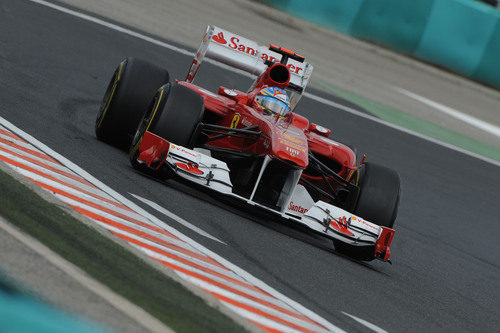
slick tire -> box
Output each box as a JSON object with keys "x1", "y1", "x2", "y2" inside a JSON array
[
  {"x1": 353, "y1": 162, "x2": 400, "y2": 228},
  {"x1": 147, "y1": 83, "x2": 204, "y2": 146},
  {"x1": 95, "y1": 57, "x2": 170, "y2": 150},
  {"x1": 129, "y1": 83, "x2": 204, "y2": 174}
]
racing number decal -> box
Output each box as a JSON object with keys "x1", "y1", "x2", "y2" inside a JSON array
[{"x1": 230, "y1": 113, "x2": 240, "y2": 129}]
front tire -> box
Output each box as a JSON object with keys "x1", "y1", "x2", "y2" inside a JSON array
[
  {"x1": 353, "y1": 162, "x2": 400, "y2": 228},
  {"x1": 129, "y1": 83, "x2": 204, "y2": 173},
  {"x1": 95, "y1": 57, "x2": 170, "y2": 150},
  {"x1": 148, "y1": 83, "x2": 204, "y2": 147}
]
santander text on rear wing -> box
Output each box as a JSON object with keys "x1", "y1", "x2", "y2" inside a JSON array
[{"x1": 185, "y1": 25, "x2": 314, "y2": 110}]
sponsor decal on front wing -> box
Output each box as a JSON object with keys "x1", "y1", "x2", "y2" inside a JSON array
[{"x1": 288, "y1": 201, "x2": 308, "y2": 214}]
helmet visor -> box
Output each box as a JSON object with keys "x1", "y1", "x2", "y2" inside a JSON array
[{"x1": 256, "y1": 95, "x2": 290, "y2": 117}]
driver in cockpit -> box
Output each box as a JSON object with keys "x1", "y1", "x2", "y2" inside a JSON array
[{"x1": 253, "y1": 87, "x2": 291, "y2": 119}]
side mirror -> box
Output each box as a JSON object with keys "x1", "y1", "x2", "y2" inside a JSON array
[{"x1": 309, "y1": 123, "x2": 331, "y2": 138}]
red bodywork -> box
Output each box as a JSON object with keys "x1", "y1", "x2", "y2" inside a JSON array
[
  {"x1": 177, "y1": 62, "x2": 357, "y2": 194},
  {"x1": 132, "y1": 56, "x2": 394, "y2": 262}
]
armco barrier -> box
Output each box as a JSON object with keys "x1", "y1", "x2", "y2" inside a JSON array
[
  {"x1": 414, "y1": 0, "x2": 498, "y2": 76},
  {"x1": 258, "y1": 0, "x2": 500, "y2": 89},
  {"x1": 472, "y1": 13, "x2": 500, "y2": 87},
  {"x1": 349, "y1": 0, "x2": 434, "y2": 53},
  {"x1": 263, "y1": 0, "x2": 364, "y2": 33}
]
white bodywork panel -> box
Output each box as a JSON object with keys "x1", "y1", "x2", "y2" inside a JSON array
[
  {"x1": 167, "y1": 143, "x2": 232, "y2": 194},
  {"x1": 284, "y1": 184, "x2": 315, "y2": 218},
  {"x1": 301, "y1": 201, "x2": 381, "y2": 244},
  {"x1": 163, "y1": 144, "x2": 382, "y2": 247}
]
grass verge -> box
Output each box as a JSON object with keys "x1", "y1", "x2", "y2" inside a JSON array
[{"x1": 0, "y1": 167, "x2": 246, "y2": 333}]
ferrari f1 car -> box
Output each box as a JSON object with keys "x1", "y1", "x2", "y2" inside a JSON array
[{"x1": 95, "y1": 25, "x2": 400, "y2": 262}]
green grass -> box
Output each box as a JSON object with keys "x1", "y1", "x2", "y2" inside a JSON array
[
  {"x1": 313, "y1": 80, "x2": 500, "y2": 163},
  {"x1": 0, "y1": 168, "x2": 246, "y2": 333}
]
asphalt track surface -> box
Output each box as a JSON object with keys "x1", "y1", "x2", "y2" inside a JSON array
[{"x1": 1, "y1": 1, "x2": 499, "y2": 332}]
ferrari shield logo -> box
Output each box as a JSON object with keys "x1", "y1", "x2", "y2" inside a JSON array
[{"x1": 230, "y1": 113, "x2": 240, "y2": 128}]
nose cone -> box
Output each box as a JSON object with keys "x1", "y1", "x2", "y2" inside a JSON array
[{"x1": 272, "y1": 127, "x2": 308, "y2": 168}]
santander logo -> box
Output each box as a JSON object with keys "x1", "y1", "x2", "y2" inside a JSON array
[
  {"x1": 330, "y1": 216, "x2": 354, "y2": 236},
  {"x1": 175, "y1": 162, "x2": 203, "y2": 175},
  {"x1": 288, "y1": 201, "x2": 308, "y2": 214},
  {"x1": 212, "y1": 32, "x2": 227, "y2": 44},
  {"x1": 212, "y1": 30, "x2": 304, "y2": 74}
]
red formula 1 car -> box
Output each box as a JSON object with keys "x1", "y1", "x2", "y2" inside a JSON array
[{"x1": 95, "y1": 26, "x2": 400, "y2": 262}]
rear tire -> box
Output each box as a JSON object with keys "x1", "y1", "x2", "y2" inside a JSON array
[
  {"x1": 129, "y1": 83, "x2": 204, "y2": 174},
  {"x1": 95, "y1": 57, "x2": 170, "y2": 150},
  {"x1": 353, "y1": 162, "x2": 400, "y2": 228}
]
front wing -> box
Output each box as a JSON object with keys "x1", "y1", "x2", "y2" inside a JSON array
[{"x1": 134, "y1": 131, "x2": 395, "y2": 262}]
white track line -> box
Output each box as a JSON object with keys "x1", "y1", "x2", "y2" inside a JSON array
[
  {"x1": 395, "y1": 87, "x2": 500, "y2": 138},
  {"x1": 130, "y1": 193, "x2": 226, "y2": 244},
  {"x1": 28, "y1": 0, "x2": 500, "y2": 168},
  {"x1": 342, "y1": 312, "x2": 388, "y2": 333},
  {"x1": 393, "y1": 87, "x2": 500, "y2": 137}
]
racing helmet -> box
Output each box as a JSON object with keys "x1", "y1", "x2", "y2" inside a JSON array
[{"x1": 254, "y1": 87, "x2": 291, "y2": 118}]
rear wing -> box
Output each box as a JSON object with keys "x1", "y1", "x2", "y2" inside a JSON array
[{"x1": 186, "y1": 25, "x2": 314, "y2": 110}]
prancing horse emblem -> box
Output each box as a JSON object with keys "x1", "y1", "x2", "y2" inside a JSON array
[{"x1": 230, "y1": 113, "x2": 240, "y2": 128}]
